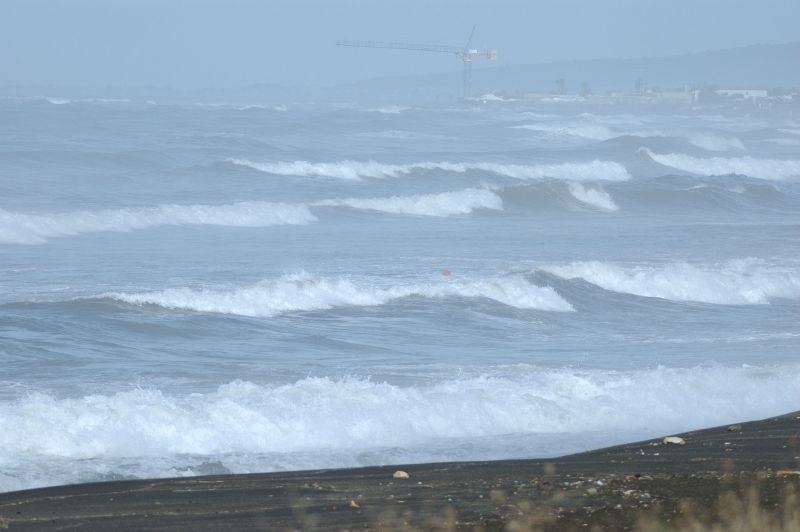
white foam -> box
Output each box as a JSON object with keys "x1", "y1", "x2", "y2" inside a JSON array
[
  {"x1": 566, "y1": 182, "x2": 619, "y2": 211},
  {"x1": 45, "y1": 98, "x2": 71, "y2": 105},
  {"x1": 643, "y1": 149, "x2": 800, "y2": 181},
  {"x1": 230, "y1": 158, "x2": 631, "y2": 182},
  {"x1": 314, "y1": 188, "x2": 502, "y2": 216},
  {"x1": 371, "y1": 105, "x2": 412, "y2": 114},
  {"x1": 2, "y1": 364, "x2": 799, "y2": 491},
  {"x1": 0, "y1": 202, "x2": 316, "y2": 245},
  {"x1": 0, "y1": 187, "x2": 509, "y2": 244},
  {"x1": 473, "y1": 93, "x2": 517, "y2": 102},
  {"x1": 229, "y1": 159, "x2": 414, "y2": 180},
  {"x1": 767, "y1": 138, "x2": 800, "y2": 146},
  {"x1": 516, "y1": 123, "x2": 746, "y2": 153},
  {"x1": 513, "y1": 123, "x2": 616, "y2": 141},
  {"x1": 686, "y1": 133, "x2": 746, "y2": 152},
  {"x1": 543, "y1": 259, "x2": 800, "y2": 304},
  {"x1": 105, "y1": 272, "x2": 574, "y2": 316}
]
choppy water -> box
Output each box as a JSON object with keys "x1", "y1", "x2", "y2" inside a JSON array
[{"x1": 1, "y1": 97, "x2": 799, "y2": 492}]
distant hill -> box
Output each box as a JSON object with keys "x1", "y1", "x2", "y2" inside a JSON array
[{"x1": 342, "y1": 42, "x2": 800, "y2": 98}]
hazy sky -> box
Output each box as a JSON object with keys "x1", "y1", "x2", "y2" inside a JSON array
[{"x1": 2, "y1": 0, "x2": 798, "y2": 88}]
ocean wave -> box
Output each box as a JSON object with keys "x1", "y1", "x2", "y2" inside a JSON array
[
  {"x1": 0, "y1": 202, "x2": 316, "y2": 245},
  {"x1": 686, "y1": 133, "x2": 746, "y2": 152},
  {"x1": 2, "y1": 365, "x2": 798, "y2": 491},
  {"x1": 370, "y1": 105, "x2": 412, "y2": 114},
  {"x1": 643, "y1": 149, "x2": 800, "y2": 181},
  {"x1": 313, "y1": 188, "x2": 503, "y2": 216},
  {"x1": 512, "y1": 122, "x2": 616, "y2": 140},
  {"x1": 229, "y1": 158, "x2": 631, "y2": 182},
  {"x1": 0, "y1": 188, "x2": 507, "y2": 244},
  {"x1": 543, "y1": 259, "x2": 800, "y2": 304},
  {"x1": 566, "y1": 182, "x2": 619, "y2": 211},
  {"x1": 104, "y1": 272, "x2": 574, "y2": 316},
  {"x1": 514, "y1": 122, "x2": 745, "y2": 153}
]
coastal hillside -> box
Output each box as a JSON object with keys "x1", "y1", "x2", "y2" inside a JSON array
[{"x1": 342, "y1": 41, "x2": 800, "y2": 97}]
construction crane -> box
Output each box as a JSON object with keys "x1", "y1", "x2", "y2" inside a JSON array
[{"x1": 337, "y1": 26, "x2": 496, "y2": 99}]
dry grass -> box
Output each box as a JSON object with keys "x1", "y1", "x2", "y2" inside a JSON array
[{"x1": 318, "y1": 477, "x2": 800, "y2": 531}]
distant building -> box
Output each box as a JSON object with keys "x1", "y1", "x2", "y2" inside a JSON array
[
  {"x1": 657, "y1": 90, "x2": 698, "y2": 105},
  {"x1": 715, "y1": 88, "x2": 768, "y2": 100}
]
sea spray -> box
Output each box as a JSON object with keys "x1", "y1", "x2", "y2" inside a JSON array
[
  {"x1": 230, "y1": 158, "x2": 632, "y2": 182},
  {"x1": 543, "y1": 259, "x2": 800, "y2": 304},
  {"x1": 642, "y1": 149, "x2": 800, "y2": 181},
  {"x1": 104, "y1": 272, "x2": 574, "y2": 316},
  {"x1": 2, "y1": 365, "x2": 800, "y2": 491}
]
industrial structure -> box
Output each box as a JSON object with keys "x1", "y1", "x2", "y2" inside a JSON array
[{"x1": 337, "y1": 27, "x2": 496, "y2": 98}]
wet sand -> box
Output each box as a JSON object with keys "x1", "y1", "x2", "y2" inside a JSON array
[{"x1": 2, "y1": 411, "x2": 799, "y2": 530}]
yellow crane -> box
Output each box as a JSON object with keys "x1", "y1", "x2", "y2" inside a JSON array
[{"x1": 337, "y1": 26, "x2": 496, "y2": 98}]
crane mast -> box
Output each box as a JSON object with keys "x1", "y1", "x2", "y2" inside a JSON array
[{"x1": 336, "y1": 27, "x2": 496, "y2": 98}]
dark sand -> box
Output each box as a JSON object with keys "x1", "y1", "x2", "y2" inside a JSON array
[{"x1": 2, "y1": 412, "x2": 799, "y2": 530}]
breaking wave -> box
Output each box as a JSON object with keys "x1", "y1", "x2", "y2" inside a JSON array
[
  {"x1": 643, "y1": 149, "x2": 800, "y2": 181},
  {"x1": 566, "y1": 182, "x2": 619, "y2": 211},
  {"x1": 686, "y1": 133, "x2": 746, "y2": 152},
  {"x1": 0, "y1": 202, "x2": 316, "y2": 245},
  {"x1": 514, "y1": 123, "x2": 745, "y2": 152},
  {"x1": 512, "y1": 123, "x2": 616, "y2": 140},
  {"x1": 543, "y1": 259, "x2": 800, "y2": 305},
  {"x1": 229, "y1": 158, "x2": 631, "y2": 182},
  {"x1": 104, "y1": 272, "x2": 574, "y2": 316},
  {"x1": 313, "y1": 188, "x2": 502, "y2": 216},
  {"x1": 2, "y1": 364, "x2": 799, "y2": 491}
]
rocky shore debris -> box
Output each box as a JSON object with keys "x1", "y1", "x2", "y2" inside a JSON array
[
  {"x1": 663, "y1": 436, "x2": 686, "y2": 445},
  {"x1": 392, "y1": 470, "x2": 410, "y2": 479},
  {"x1": 727, "y1": 424, "x2": 743, "y2": 432}
]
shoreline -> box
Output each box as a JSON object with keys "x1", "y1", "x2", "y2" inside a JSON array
[{"x1": 1, "y1": 411, "x2": 799, "y2": 530}]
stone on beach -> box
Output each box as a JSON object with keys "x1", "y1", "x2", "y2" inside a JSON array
[{"x1": 663, "y1": 436, "x2": 686, "y2": 445}]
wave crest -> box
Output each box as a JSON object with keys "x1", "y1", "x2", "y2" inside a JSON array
[
  {"x1": 314, "y1": 188, "x2": 502, "y2": 216},
  {"x1": 2, "y1": 365, "x2": 799, "y2": 490},
  {"x1": 104, "y1": 273, "x2": 574, "y2": 316},
  {"x1": 543, "y1": 259, "x2": 800, "y2": 304},
  {"x1": 230, "y1": 158, "x2": 631, "y2": 182},
  {"x1": 566, "y1": 182, "x2": 619, "y2": 211},
  {"x1": 643, "y1": 149, "x2": 800, "y2": 181},
  {"x1": 0, "y1": 202, "x2": 316, "y2": 245}
]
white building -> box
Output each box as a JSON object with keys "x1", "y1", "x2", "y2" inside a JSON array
[{"x1": 715, "y1": 88, "x2": 768, "y2": 100}]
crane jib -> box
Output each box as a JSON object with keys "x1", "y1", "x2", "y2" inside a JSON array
[{"x1": 335, "y1": 28, "x2": 496, "y2": 98}]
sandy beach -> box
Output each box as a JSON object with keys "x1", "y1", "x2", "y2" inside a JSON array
[{"x1": 2, "y1": 411, "x2": 799, "y2": 530}]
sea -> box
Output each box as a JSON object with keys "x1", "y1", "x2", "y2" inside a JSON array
[{"x1": 1, "y1": 95, "x2": 799, "y2": 492}]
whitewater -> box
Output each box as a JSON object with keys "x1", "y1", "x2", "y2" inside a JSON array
[{"x1": 1, "y1": 98, "x2": 799, "y2": 492}]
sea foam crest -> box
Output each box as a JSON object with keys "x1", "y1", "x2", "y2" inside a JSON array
[
  {"x1": 2, "y1": 365, "x2": 799, "y2": 491},
  {"x1": 566, "y1": 182, "x2": 619, "y2": 211},
  {"x1": 543, "y1": 259, "x2": 800, "y2": 304},
  {"x1": 314, "y1": 188, "x2": 503, "y2": 216},
  {"x1": 0, "y1": 202, "x2": 316, "y2": 245},
  {"x1": 512, "y1": 122, "x2": 616, "y2": 140},
  {"x1": 105, "y1": 272, "x2": 574, "y2": 316},
  {"x1": 230, "y1": 158, "x2": 631, "y2": 182},
  {"x1": 686, "y1": 133, "x2": 746, "y2": 152},
  {"x1": 515, "y1": 125, "x2": 746, "y2": 153},
  {"x1": 643, "y1": 149, "x2": 800, "y2": 181}
]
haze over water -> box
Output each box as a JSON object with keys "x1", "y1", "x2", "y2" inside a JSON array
[{"x1": 1, "y1": 95, "x2": 799, "y2": 491}]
